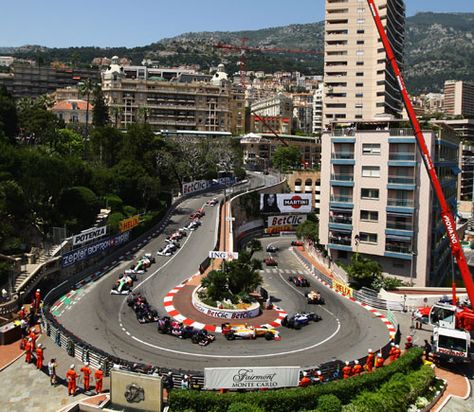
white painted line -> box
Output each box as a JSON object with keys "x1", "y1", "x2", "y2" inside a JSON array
[{"x1": 163, "y1": 296, "x2": 173, "y2": 303}]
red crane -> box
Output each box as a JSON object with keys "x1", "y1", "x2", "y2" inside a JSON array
[{"x1": 213, "y1": 38, "x2": 323, "y2": 87}]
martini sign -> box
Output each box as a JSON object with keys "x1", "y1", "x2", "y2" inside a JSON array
[{"x1": 260, "y1": 193, "x2": 312, "y2": 214}]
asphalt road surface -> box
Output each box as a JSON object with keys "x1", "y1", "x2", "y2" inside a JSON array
[{"x1": 57, "y1": 184, "x2": 389, "y2": 372}]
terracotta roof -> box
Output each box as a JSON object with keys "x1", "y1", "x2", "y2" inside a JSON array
[{"x1": 52, "y1": 99, "x2": 93, "y2": 111}]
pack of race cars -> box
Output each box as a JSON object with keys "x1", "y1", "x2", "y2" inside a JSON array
[{"x1": 110, "y1": 253, "x2": 155, "y2": 295}]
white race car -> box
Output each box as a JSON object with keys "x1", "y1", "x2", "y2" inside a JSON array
[{"x1": 157, "y1": 244, "x2": 176, "y2": 256}]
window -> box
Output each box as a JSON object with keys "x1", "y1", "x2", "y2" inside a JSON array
[
  {"x1": 355, "y1": 104, "x2": 363, "y2": 109},
  {"x1": 356, "y1": 72, "x2": 364, "y2": 76},
  {"x1": 362, "y1": 143, "x2": 381, "y2": 155},
  {"x1": 361, "y1": 188, "x2": 379, "y2": 199},
  {"x1": 359, "y1": 232, "x2": 377, "y2": 244},
  {"x1": 356, "y1": 51, "x2": 364, "y2": 56},
  {"x1": 360, "y1": 210, "x2": 379, "y2": 222},
  {"x1": 356, "y1": 83, "x2": 364, "y2": 87},
  {"x1": 355, "y1": 93, "x2": 364, "y2": 98},
  {"x1": 356, "y1": 61, "x2": 364, "y2": 66},
  {"x1": 357, "y1": 18, "x2": 365, "y2": 24},
  {"x1": 357, "y1": 40, "x2": 364, "y2": 45},
  {"x1": 357, "y1": 29, "x2": 365, "y2": 34},
  {"x1": 362, "y1": 166, "x2": 380, "y2": 177}
]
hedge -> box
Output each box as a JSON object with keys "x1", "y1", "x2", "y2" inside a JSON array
[
  {"x1": 346, "y1": 365, "x2": 435, "y2": 412},
  {"x1": 169, "y1": 348, "x2": 423, "y2": 412}
]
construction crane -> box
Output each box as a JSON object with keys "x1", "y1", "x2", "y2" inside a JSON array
[
  {"x1": 367, "y1": 0, "x2": 474, "y2": 364},
  {"x1": 213, "y1": 38, "x2": 323, "y2": 87}
]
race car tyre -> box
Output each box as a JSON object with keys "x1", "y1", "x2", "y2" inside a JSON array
[
  {"x1": 225, "y1": 333, "x2": 235, "y2": 341},
  {"x1": 265, "y1": 332, "x2": 273, "y2": 341},
  {"x1": 282, "y1": 316, "x2": 288, "y2": 327},
  {"x1": 294, "y1": 323, "x2": 302, "y2": 330},
  {"x1": 191, "y1": 335, "x2": 200, "y2": 344}
]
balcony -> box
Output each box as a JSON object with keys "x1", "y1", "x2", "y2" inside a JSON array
[
  {"x1": 330, "y1": 195, "x2": 352, "y2": 203},
  {"x1": 331, "y1": 174, "x2": 354, "y2": 181},
  {"x1": 384, "y1": 242, "x2": 412, "y2": 260},
  {"x1": 389, "y1": 152, "x2": 416, "y2": 161},
  {"x1": 329, "y1": 236, "x2": 352, "y2": 246},
  {"x1": 387, "y1": 175, "x2": 416, "y2": 190},
  {"x1": 386, "y1": 198, "x2": 414, "y2": 214}
]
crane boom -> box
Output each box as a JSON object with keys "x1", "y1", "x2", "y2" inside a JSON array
[{"x1": 366, "y1": 0, "x2": 474, "y2": 304}]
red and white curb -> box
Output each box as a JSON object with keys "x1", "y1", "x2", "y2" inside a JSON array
[
  {"x1": 292, "y1": 248, "x2": 397, "y2": 338},
  {"x1": 163, "y1": 275, "x2": 287, "y2": 334}
]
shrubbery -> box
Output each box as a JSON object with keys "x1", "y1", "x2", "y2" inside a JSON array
[{"x1": 169, "y1": 348, "x2": 424, "y2": 412}]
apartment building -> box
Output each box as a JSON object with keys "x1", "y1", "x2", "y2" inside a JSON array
[
  {"x1": 240, "y1": 132, "x2": 321, "y2": 171},
  {"x1": 0, "y1": 64, "x2": 100, "y2": 98},
  {"x1": 444, "y1": 80, "x2": 474, "y2": 118},
  {"x1": 292, "y1": 93, "x2": 314, "y2": 135},
  {"x1": 319, "y1": 120, "x2": 460, "y2": 287},
  {"x1": 287, "y1": 170, "x2": 322, "y2": 214},
  {"x1": 313, "y1": 83, "x2": 324, "y2": 135},
  {"x1": 323, "y1": 0, "x2": 405, "y2": 129},
  {"x1": 101, "y1": 58, "x2": 245, "y2": 134},
  {"x1": 250, "y1": 94, "x2": 293, "y2": 134},
  {"x1": 51, "y1": 99, "x2": 93, "y2": 124}
]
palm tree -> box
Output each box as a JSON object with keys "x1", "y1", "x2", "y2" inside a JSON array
[
  {"x1": 137, "y1": 106, "x2": 149, "y2": 124},
  {"x1": 78, "y1": 79, "x2": 96, "y2": 137},
  {"x1": 110, "y1": 106, "x2": 123, "y2": 128}
]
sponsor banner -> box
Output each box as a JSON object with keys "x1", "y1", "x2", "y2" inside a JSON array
[
  {"x1": 119, "y1": 215, "x2": 140, "y2": 233},
  {"x1": 61, "y1": 231, "x2": 130, "y2": 268},
  {"x1": 182, "y1": 180, "x2": 210, "y2": 195},
  {"x1": 265, "y1": 225, "x2": 294, "y2": 235},
  {"x1": 209, "y1": 251, "x2": 239, "y2": 260},
  {"x1": 205, "y1": 366, "x2": 300, "y2": 390},
  {"x1": 333, "y1": 279, "x2": 353, "y2": 298},
  {"x1": 260, "y1": 193, "x2": 312, "y2": 214},
  {"x1": 217, "y1": 176, "x2": 236, "y2": 186},
  {"x1": 437, "y1": 348, "x2": 466, "y2": 358},
  {"x1": 72, "y1": 226, "x2": 107, "y2": 246},
  {"x1": 267, "y1": 214, "x2": 307, "y2": 228}
]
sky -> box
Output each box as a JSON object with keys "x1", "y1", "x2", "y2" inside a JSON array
[{"x1": 1, "y1": 0, "x2": 473, "y2": 48}]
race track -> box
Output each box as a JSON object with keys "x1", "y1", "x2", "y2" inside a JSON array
[{"x1": 57, "y1": 183, "x2": 389, "y2": 372}]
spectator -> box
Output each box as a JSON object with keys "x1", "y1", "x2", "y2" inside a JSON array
[
  {"x1": 181, "y1": 375, "x2": 189, "y2": 390},
  {"x1": 423, "y1": 340, "x2": 432, "y2": 361},
  {"x1": 48, "y1": 358, "x2": 57, "y2": 386},
  {"x1": 2, "y1": 288, "x2": 8, "y2": 301},
  {"x1": 299, "y1": 372, "x2": 311, "y2": 387}
]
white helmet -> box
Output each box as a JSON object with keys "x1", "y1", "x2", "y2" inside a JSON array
[
  {"x1": 37, "y1": 343, "x2": 42, "y2": 348},
  {"x1": 354, "y1": 360, "x2": 359, "y2": 364},
  {"x1": 84, "y1": 362, "x2": 89, "y2": 366},
  {"x1": 70, "y1": 364, "x2": 75, "y2": 369},
  {"x1": 368, "y1": 348, "x2": 373, "y2": 353},
  {"x1": 345, "y1": 361, "x2": 349, "y2": 366}
]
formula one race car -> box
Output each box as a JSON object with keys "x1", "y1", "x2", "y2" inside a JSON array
[
  {"x1": 266, "y1": 245, "x2": 279, "y2": 253},
  {"x1": 282, "y1": 312, "x2": 321, "y2": 329},
  {"x1": 111, "y1": 275, "x2": 133, "y2": 295},
  {"x1": 291, "y1": 240, "x2": 304, "y2": 246},
  {"x1": 157, "y1": 317, "x2": 215, "y2": 345},
  {"x1": 288, "y1": 275, "x2": 310, "y2": 287},
  {"x1": 157, "y1": 243, "x2": 177, "y2": 256},
  {"x1": 127, "y1": 294, "x2": 160, "y2": 323},
  {"x1": 221, "y1": 323, "x2": 280, "y2": 341},
  {"x1": 206, "y1": 198, "x2": 218, "y2": 206},
  {"x1": 305, "y1": 290, "x2": 325, "y2": 305},
  {"x1": 264, "y1": 258, "x2": 278, "y2": 266},
  {"x1": 184, "y1": 220, "x2": 200, "y2": 231}
]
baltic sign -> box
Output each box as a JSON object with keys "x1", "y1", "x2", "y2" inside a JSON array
[
  {"x1": 182, "y1": 180, "x2": 209, "y2": 195},
  {"x1": 61, "y1": 231, "x2": 130, "y2": 268},
  {"x1": 267, "y1": 215, "x2": 307, "y2": 228},
  {"x1": 119, "y1": 215, "x2": 140, "y2": 233},
  {"x1": 204, "y1": 366, "x2": 300, "y2": 390},
  {"x1": 260, "y1": 193, "x2": 312, "y2": 214},
  {"x1": 72, "y1": 226, "x2": 107, "y2": 246}
]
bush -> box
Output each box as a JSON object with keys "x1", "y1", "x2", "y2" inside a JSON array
[
  {"x1": 123, "y1": 205, "x2": 138, "y2": 217},
  {"x1": 317, "y1": 394, "x2": 342, "y2": 412},
  {"x1": 348, "y1": 366, "x2": 435, "y2": 412},
  {"x1": 227, "y1": 402, "x2": 263, "y2": 412},
  {"x1": 104, "y1": 194, "x2": 123, "y2": 212},
  {"x1": 169, "y1": 348, "x2": 424, "y2": 412}
]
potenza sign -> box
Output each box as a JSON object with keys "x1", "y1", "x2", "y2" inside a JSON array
[
  {"x1": 182, "y1": 180, "x2": 210, "y2": 195},
  {"x1": 72, "y1": 226, "x2": 107, "y2": 246},
  {"x1": 204, "y1": 367, "x2": 300, "y2": 390},
  {"x1": 267, "y1": 215, "x2": 307, "y2": 228}
]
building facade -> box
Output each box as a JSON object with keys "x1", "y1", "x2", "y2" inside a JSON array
[
  {"x1": 319, "y1": 120, "x2": 459, "y2": 287},
  {"x1": 313, "y1": 83, "x2": 324, "y2": 135},
  {"x1": 240, "y1": 133, "x2": 321, "y2": 172},
  {"x1": 250, "y1": 94, "x2": 293, "y2": 134},
  {"x1": 323, "y1": 0, "x2": 405, "y2": 129},
  {"x1": 51, "y1": 99, "x2": 93, "y2": 124},
  {"x1": 101, "y1": 58, "x2": 245, "y2": 134},
  {"x1": 286, "y1": 170, "x2": 321, "y2": 215},
  {"x1": 0, "y1": 64, "x2": 100, "y2": 98},
  {"x1": 443, "y1": 80, "x2": 474, "y2": 118}
]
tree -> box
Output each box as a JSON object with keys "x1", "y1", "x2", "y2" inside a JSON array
[
  {"x1": 0, "y1": 86, "x2": 18, "y2": 142},
  {"x1": 54, "y1": 129, "x2": 84, "y2": 156},
  {"x1": 58, "y1": 186, "x2": 101, "y2": 231},
  {"x1": 17, "y1": 96, "x2": 58, "y2": 145},
  {"x1": 345, "y1": 254, "x2": 382, "y2": 289},
  {"x1": 272, "y1": 145, "x2": 301, "y2": 171},
  {"x1": 109, "y1": 106, "x2": 123, "y2": 128},
  {"x1": 78, "y1": 79, "x2": 96, "y2": 137},
  {"x1": 201, "y1": 270, "x2": 230, "y2": 302},
  {"x1": 92, "y1": 87, "x2": 109, "y2": 128},
  {"x1": 226, "y1": 250, "x2": 262, "y2": 297},
  {"x1": 246, "y1": 239, "x2": 262, "y2": 257},
  {"x1": 296, "y1": 220, "x2": 319, "y2": 243}
]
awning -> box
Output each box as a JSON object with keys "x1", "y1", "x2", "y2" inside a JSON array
[{"x1": 451, "y1": 166, "x2": 462, "y2": 175}]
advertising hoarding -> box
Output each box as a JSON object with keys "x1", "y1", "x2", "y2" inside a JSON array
[
  {"x1": 260, "y1": 193, "x2": 312, "y2": 214},
  {"x1": 182, "y1": 180, "x2": 210, "y2": 195},
  {"x1": 119, "y1": 215, "x2": 140, "y2": 233},
  {"x1": 61, "y1": 231, "x2": 130, "y2": 268},
  {"x1": 267, "y1": 215, "x2": 307, "y2": 228},
  {"x1": 72, "y1": 226, "x2": 107, "y2": 246},
  {"x1": 205, "y1": 366, "x2": 300, "y2": 390}
]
